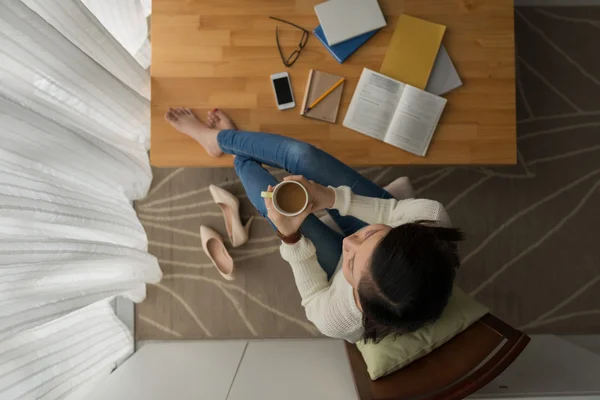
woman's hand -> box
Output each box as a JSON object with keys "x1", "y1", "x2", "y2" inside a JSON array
[
  {"x1": 283, "y1": 175, "x2": 336, "y2": 213},
  {"x1": 264, "y1": 185, "x2": 313, "y2": 236}
]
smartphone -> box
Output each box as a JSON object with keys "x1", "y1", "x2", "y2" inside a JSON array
[{"x1": 270, "y1": 72, "x2": 295, "y2": 110}]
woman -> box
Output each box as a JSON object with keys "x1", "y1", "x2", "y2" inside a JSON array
[{"x1": 166, "y1": 107, "x2": 463, "y2": 343}]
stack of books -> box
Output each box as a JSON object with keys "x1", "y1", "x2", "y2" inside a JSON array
[
  {"x1": 313, "y1": 2, "x2": 461, "y2": 96},
  {"x1": 312, "y1": 2, "x2": 464, "y2": 156},
  {"x1": 313, "y1": 0, "x2": 385, "y2": 63}
]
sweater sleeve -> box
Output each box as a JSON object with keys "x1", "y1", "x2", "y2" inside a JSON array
[
  {"x1": 279, "y1": 237, "x2": 364, "y2": 342},
  {"x1": 331, "y1": 185, "x2": 452, "y2": 227},
  {"x1": 279, "y1": 237, "x2": 329, "y2": 301}
]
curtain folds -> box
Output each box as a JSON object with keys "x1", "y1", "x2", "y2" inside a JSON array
[
  {"x1": 20, "y1": 0, "x2": 150, "y2": 99},
  {"x1": 0, "y1": 1, "x2": 159, "y2": 398}
]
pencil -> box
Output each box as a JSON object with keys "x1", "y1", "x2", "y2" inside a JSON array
[{"x1": 305, "y1": 77, "x2": 345, "y2": 113}]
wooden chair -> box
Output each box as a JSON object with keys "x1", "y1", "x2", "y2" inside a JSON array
[{"x1": 346, "y1": 313, "x2": 530, "y2": 400}]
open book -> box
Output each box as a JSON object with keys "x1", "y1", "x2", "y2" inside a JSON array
[{"x1": 343, "y1": 68, "x2": 447, "y2": 157}]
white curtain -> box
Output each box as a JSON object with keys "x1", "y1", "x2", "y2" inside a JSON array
[{"x1": 0, "y1": 1, "x2": 160, "y2": 399}]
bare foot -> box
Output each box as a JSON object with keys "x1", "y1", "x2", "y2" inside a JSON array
[
  {"x1": 165, "y1": 108, "x2": 223, "y2": 157},
  {"x1": 207, "y1": 109, "x2": 237, "y2": 130}
]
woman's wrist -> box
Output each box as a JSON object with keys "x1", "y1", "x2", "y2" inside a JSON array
[{"x1": 277, "y1": 230, "x2": 302, "y2": 244}]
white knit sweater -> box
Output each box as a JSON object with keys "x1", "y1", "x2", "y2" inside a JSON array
[{"x1": 279, "y1": 186, "x2": 451, "y2": 343}]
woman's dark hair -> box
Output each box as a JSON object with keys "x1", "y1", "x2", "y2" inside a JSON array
[{"x1": 358, "y1": 222, "x2": 463, "y2": 343}]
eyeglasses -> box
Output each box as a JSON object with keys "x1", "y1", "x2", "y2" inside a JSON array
[{"x1": 269, "y1": 17, "x2": 309, "y2": 67}]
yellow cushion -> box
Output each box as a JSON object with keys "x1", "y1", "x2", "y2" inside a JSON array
[{"x1": 356, "y1": 287, "x2": 489, "y2": 380}]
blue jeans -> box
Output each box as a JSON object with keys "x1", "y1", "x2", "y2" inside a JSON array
[{"x1": 217, "y1": 130, "x2": 392, "y2": 279}]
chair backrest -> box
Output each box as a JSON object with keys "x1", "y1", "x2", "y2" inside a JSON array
[{"x1": 346, "y1": 313, "x2": 530, "y2": 400}]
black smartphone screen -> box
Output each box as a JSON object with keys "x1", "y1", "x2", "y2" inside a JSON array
[{"x1": 273, "y1": 77, "x2": 293, "y2": 105}]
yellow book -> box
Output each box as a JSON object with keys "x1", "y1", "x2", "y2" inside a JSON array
[{"x1": 380, "y1": 15, "x2": 446, "y2": 90}]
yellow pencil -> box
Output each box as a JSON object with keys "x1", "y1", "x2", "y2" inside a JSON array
[{"x1": 305, "y1": 77, "x2": 345, "y2": 113}]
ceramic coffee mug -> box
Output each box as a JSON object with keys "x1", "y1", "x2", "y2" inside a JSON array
[{"x1": 261, "y1": 180, "x2": 309, "y2": 217}]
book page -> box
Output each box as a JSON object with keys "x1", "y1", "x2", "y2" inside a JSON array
[
  {"x1": 343, "y1": 69, "x2": 405, "y2": 140},
  {"x1": 384, "y1": 85, "x2": 447, "y2": 156}
]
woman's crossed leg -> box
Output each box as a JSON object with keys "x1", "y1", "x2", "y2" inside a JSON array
[{"x1": 165, "y1": 107, "x2": 392, "y2": 277}]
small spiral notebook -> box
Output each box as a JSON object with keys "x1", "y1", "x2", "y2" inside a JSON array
[{"x1": 300, "y1": 69, "x2": 345, "y2": 123}]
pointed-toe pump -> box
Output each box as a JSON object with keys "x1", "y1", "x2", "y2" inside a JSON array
[
  {"x1": 200, "y1": 225, "x2": 235, "y2": 281},
  {"x1": 209, "y1": 184, "x2": 253, "y2": 247}
]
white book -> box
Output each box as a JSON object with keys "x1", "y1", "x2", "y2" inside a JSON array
[
  {"x1": 343, "y1": 68, "x2": 447, "y2": 157},
  {"x1": 425, "y1": 45, "x2": 463, "y2": 96},
  {"x1": 314, "y1": 0, "x2": 386, "y2": 46}
]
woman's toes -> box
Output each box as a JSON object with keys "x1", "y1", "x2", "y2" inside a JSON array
[
  {"x1": 183, "y1": 108, "x2": 192, "y2": 115},
  {"x1": 165, "y1": 110, "x2": 177, "y2": 121},
  {"x1": 210, "y1": 109, "x2": 221, "y2": 121},
  {"x1": 211, "y1": 109, "x2": 236, "y2": 129},
  {"x1": 175, "y1": 108, "x2": 186, "y2": 116},
  {"x1": 206, "y1": 115, "x2": 217, "y2": 128},
  {"x1": 207, "y1": 110, "x2": 219, "y2": 124}
]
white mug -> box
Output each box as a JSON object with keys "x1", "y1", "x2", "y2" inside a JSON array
[{"x1": 261, "y1": 180, "x2": 309, "y2": 217}]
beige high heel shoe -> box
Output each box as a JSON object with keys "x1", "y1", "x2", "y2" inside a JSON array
[
  {"x1": 200, "y1": 225, "x2": 235, "y2": 281},
  {"x1": 209, "y1": 184, "x2": 253, "y2": 247}
]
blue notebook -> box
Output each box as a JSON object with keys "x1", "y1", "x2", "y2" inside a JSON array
[{"x1": 313, "y1": 25, "x2": 379, "y2": 64}]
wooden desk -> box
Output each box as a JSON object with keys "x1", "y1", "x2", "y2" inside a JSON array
[{"x1": 151, "y1": 0, "x2": 516, "y2": 167}]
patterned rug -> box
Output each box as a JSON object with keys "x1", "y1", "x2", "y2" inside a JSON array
[{"x1": 136, "y1": 7, "x2": 600, "y2": 340}]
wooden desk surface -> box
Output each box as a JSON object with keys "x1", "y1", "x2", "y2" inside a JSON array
[{"x1": 151, "y1": 0, "x2": 516, "y2": 167}]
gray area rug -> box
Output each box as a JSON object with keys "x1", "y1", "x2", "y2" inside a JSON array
[{"x1": 136, "y1": 7, "x2": 600, "y2": 340}]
